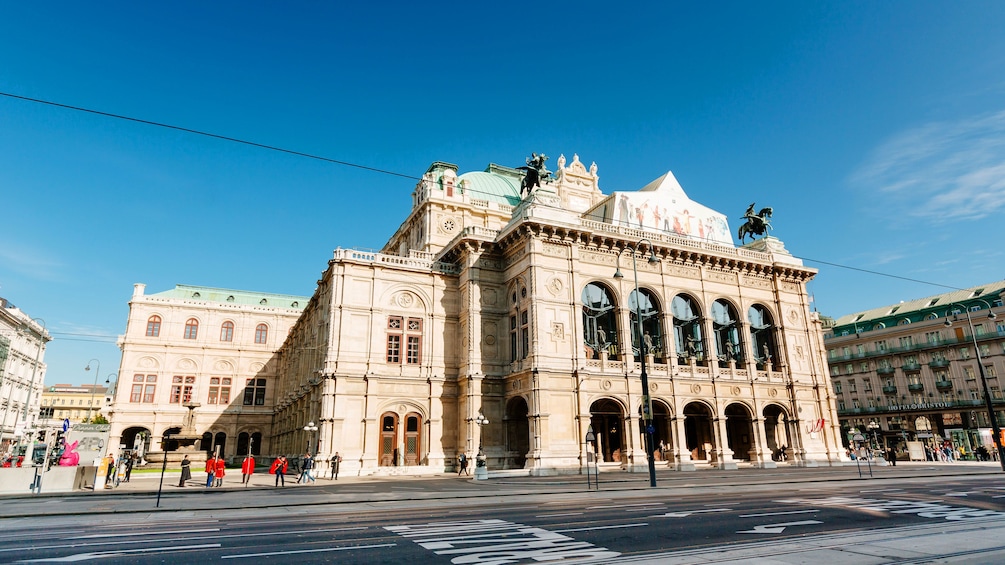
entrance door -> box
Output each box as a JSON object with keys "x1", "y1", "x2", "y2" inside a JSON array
[
  {"x1": 404, "y1": 413, "x2": 421, "y2": 466},
  {"x1": 380, "y1": 413, "x2": 398, "y2": 466}
]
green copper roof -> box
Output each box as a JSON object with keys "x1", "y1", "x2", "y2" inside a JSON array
[
  {"x1": 150, "y1": 284, "x2": 310, "y2": 309},
  {"x1": 457, "y1": 170, "x2": 522, "y2": 206}
]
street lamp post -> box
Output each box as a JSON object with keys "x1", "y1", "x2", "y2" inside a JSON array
[
  {"x1": 474, "y1": 410, "x2": 489, "y2": 480},
  {"x1": 303, "y1": 421, "x2": 318, "y2": 454},
  {"x1": 614, "y1": 238, "x2": 658, "y2": 488},
  {"x1": 944, "y1": 300, "x2": 1004, "y2": 471},
  {"x1": 867, "y1": 420, "x2": 880, "y2": 453},
  {"x1": 84, "y1": 359, "x2": 100, "y2": 423}
]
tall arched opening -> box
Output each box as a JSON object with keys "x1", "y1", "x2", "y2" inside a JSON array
[
  {"x1": 763, "y1": 404, "x2": 791, "y2": 461},
  {"x1": 683, "y1": 402, "x2": 714, "y2": 461},
  {"x1": 379, "y1": 412, "x2": 398, "y2": 466},
  {"x1": 505, "y1": 397, "x2": 530, "y2": 469},
  {"x1": 724, "y1": 403, "x2": 754, "y2": 461},
  {"x1": 589, "y1": 399, "x2": 626, "y2": 463}
]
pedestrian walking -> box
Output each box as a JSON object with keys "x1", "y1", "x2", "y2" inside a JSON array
[
  {"x1": 887, "y1": 447, "x2": 897, "y2": 466},
  {"x1": 300, "y1": 453, "x2": 316, "y2": 484},
  {"x1": 104, "y1": 453, "x2": 116, "y2": 488},
  {"x1": 215, "y1": 457, "x2": 226, "y2": 487},
  {"x1": 205, "y1": 455, "x2": 217, "y2": 488},
  {"x1": 124, "y1": 453, "x2": 135, "y2": 483},
  {"x1": 458, "y1": 452, "x2": 469, "y2": 476},
  {"x1": 178, "y1": 455, "x2": 192, "y2": 487},
  {"x1": 270, "y1": 455, "x2": 288, "y2": 487},
  {"x1": 241, "y1": 454, "x2": 255, "y2": 484},
  {"x1": 330, "y1": 452, "x2": 342, "y2": 480}
]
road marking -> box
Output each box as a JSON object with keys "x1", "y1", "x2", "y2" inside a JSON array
[
  {"x1": 554, "y1": 523, "x2": 647, "y2": 533},
  {"x1": 66, "y1": 528, "x2": 220, "y2": 540},
  {"x1": 21, "y1": 543, "x2": 221, "y2": 562},
  {"x1": 860, "y1": 488, "x2": 903, "y2": 493},
  {"x1": 944, "y1": 492, "x2": 971, "y2": 497},
  {"x1": 651, "y1": 508, "x2": 731, "y2": 518},
  {"x1": 740, "y1": 510, "x2": 818, "y2": 518},
  {"x1": 536, "y1": 512, "x2": 584, "y2": 518},
  {"x1": 387, "y1": 518, "x2": 620, "y2": 563},
  {"x1": 778, "y1": 496, "x2": 1005, "y2": 521},
  {"x1": 222, "y1": 543, "x2": 396, "y2": 559},
  {"x1": 737, "y1": 520, "x2": 823, "y2": 534},
  {"x1": 586, "y1": 502, "x2": 663, "y2": 510}
]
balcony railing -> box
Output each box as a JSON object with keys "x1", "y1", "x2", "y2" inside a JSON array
[
  {"x1": 882, "y1": 385, "x2": 897, "y2": 394},
  {"x1": 928, "y1": 359, "x2": 950, "y2": 368},
  {"x1": 935, "y1": 380, "x2": 954, "y2": 390},
  {"x1": 908, "y1": 383, "x2": 925, "y2": 392},
  {"x1": 877, "y1": 366, "x2": 895, "y2": 375},
  {"x1": 902, "y1": 362, "x2": 922, "y2": 372}
]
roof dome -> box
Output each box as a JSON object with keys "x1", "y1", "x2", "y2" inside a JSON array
[{"x1": 457, "y1": 171, "x2": 521, "y2": 207}]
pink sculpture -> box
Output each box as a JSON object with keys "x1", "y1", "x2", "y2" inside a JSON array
[{"x1": 59, "y1": 440, "x2": 80, "y2": 466}]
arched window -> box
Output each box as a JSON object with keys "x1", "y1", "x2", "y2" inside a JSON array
[
  {"x1": 184, "y1": 318, "x2": 199, "y2": 340},
  {"x1": 582, "y1": 282, "x2": 620, "y2": 360},
  {"x1": 712, "y1": 299, "x2": 743, "y2": 367},
  {"x1": 254, "y1": 323, "x2": 268, "y2": 344},
  {"x1": 220, "y1": 321, "x2": 234, "y2": 342},
  {"x1": 672, "y1": 294, "x2": 706, "y2": 365},
  {"x1": 146, "y1": 315, "x2": 162, "y2": 337},
  {"x1": 748, "y1": 304, "x2": 778, "y2": 369},
  {"x1": 629, "y1": 288, "x2": 664, "y2": 362}
]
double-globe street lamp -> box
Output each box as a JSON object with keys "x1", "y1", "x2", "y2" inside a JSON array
[
  {"x1": 614, "y1": 238, "x2": 658, "y2": 488},
  {"x1": 944, "y1": 300, "x2": 1004, "y2": 471},
  {"x1": 303, "y1": 421, "x2": 319, "y2": 454},
  {"x1": 474, "y1": 410, "x2": 489, "y2": 480}
]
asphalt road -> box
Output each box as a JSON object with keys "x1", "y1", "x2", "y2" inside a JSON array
[{"x1": 4, "y1": 471, "x2": 1005, "y2": 564}]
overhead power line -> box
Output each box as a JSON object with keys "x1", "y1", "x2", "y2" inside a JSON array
[{"x1": 2, "y1": 90, "x2": 971, "y2": 297}]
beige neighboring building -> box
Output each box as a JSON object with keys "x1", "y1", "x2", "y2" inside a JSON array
[
  {"x1": 0, "y1": 297, "x2": 50, "y2": 453},
  {"x1": 40, "y1": 384, "x2": 108, "y2": 426},
  {"x1": 826, "y1": 282, "x2": 1005, "y2": 459},
  {"x1": 272, "y1": 155, "x2": 844, "y2": 476},
  {"x1": 107, "y1": 284, "x2": 308, "y2": 461}
]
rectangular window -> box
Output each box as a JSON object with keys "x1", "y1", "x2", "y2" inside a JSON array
[
  {"x1": 899, "y1": 336, "x2": 913, "y2": 349},
  {"x1": 130, "y1": 374, "x2": 156, "y2": 403},
  {"x1": 143, "y1": 375, "x2": 156, "y2": 403},
  {"x1": 965, "y1": 367, "x2": 977, "y2": 381},
  {"x1": 387, "y1": 335, "x2": 401, "y2": 363},
  {"x1": 510, "y1": 315, "x2": 518, "y2": 362},
  {"x1": 845, "y1": 363, "x2": 853, "y2": 375},
  {"x1": 208, "y1": 377, "x2": 232, "y2": 404},
  {"x1": 834, "y1": 381, "x2": 843, "y2": 394},
  {"x1": 986, "y1": 365, "x2": 998, "y2": 379},
  {"x1": 848, "y1": 380, "x2": 857, "y2": 392},
  {"x1": 406, "y1": 336, "x2": 421, "y2": 364},
  {"x1": 520, "y1": 310, "x2": 529, "y2": 360},
  {"x1": 875, "y1": 340, "x2": 887, "y2": 352},
  {"x1": 960, "y1": 347, "x2": 970, "y2": 359},
  {"x1": 243, "y1": 378, "x2": 267, "y2": 406},
  {"x1": 170, "y1": 376, "x2": 195, "y2": 404}
]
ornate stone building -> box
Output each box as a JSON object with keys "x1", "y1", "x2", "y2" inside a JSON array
[
  {"x1": 0, "y1": 298, "x2": 50, "y2": 454},
  {"x1": 271, "y1": 155, "x2": 844, "y2": 475},
  {"x1": 826, "y1": 282, "x2": 1005, "y2": 459},
  {"x1": 107, "y1": 284, "x2": 308, "y2": 460}
]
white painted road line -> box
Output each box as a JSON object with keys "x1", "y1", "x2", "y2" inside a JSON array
[
  {"x1": 222, "y1": 543, "x2": 396, "y2": 559},
  {"x1": 554, "y1": 523, "x2": 648, "y2": 533},
  {"x1": 737, "y1": 520, "x2": 823, "y2": 534},
  {"x1": 536, "y1": 512, "x2": 584, "y2": 518},
  {"x1": 66, "y1": 528, "x2": 220, "y2": 540},
  {"x1": 739, "y1": 510, "x2": 818, "y2": 518},
  {"x1": 650, "y1": 508, "x2": 731, "y2": 518},
  {"x1": 21, "y1": 544, "x2": 222, "y2": 562}
]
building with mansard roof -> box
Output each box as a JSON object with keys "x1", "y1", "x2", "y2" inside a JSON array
[
  {"x1": 825, "y1": 281, "x2": 1005, "y2": 460},
  {"x1": 271, "y1": 154, "x2": 844, "y2": 476}
]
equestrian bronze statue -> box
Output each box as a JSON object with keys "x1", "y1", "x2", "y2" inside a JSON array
[{"x1": 737, "y1": 203, "x2": 773, "y2": 242}]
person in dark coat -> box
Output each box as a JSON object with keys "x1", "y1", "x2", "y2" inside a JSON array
[
  {"x1": 887, "y1": 447, "x2": 897, "y2": 466},
  {"x1": 178, "y1": 455, "x2": 192, "y2": 487},
  {"x1": 458, "y1": 452, "x2": 469, "y2": 476}
]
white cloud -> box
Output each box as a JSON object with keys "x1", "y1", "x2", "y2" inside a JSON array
[
  {"x1": 0, "y1": 242, "x2": 62, "y2": 280},
  {"x1": 852, "y1": 110, "x2": 1005, "y2": 222}
]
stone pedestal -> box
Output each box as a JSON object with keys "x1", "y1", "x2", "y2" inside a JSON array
[{"x1": 473, "y1": 453, "x2": 488, "y2": 481}]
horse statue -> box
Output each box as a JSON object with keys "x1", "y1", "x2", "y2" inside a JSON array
[
  {"x1": 737, "y1": 203, "x2": 773, "y2": 243},
  {"x1": 517, "y1": 152, "x2": 552, "y2": 197}
]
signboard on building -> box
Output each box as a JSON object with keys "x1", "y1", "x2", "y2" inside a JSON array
[{"x1": 66, "y1": 424, "x2": 110, "y2": 467}]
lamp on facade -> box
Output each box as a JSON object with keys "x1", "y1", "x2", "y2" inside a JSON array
[
  {"x1": 303, "y1": 421, "x2": 318, "y2": 453},
  {"x1": 944, "y1": 300, "x2": 1003, "y2": 471},
  {"x1": 84, "y1": 359, "x2": 100, "y2": 423},
  {"x1": 614, "y1": 238, "x2": 659, "y2": 488},
  {"x1": 474, "y1": 410, "x2": 489, "y2": 480}
]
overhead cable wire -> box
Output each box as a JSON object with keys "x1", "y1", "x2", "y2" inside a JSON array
[{"x1": 3, "y1": 90, "x2": 968, "y2": 296}]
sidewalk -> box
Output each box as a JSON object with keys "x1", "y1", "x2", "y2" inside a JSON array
[{"x1": 2, "y1": 460, "x2": 1002, "y2": 520}]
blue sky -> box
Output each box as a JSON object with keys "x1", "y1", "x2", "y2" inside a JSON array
[{"x1": 2, "y1": 2, "x2": 1004, "y2": 386}]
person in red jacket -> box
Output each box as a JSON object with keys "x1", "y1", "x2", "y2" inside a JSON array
[
  {"x1": 270, "y1": 455, "x2": 288, "y2": 487},
  {"x1": 241, "y1": 455, "x2": 255, "y2": 484},
  {"x1": 205, "y1": 455, "x2": 217, "y2": 488},
  {"x1": 215, "y1": 457, "x2": 226, "y2": 487}
]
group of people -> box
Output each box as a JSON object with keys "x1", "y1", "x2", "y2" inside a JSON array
[{"x1": 177, "y1": 451, "x2": 344, "y2": 488}]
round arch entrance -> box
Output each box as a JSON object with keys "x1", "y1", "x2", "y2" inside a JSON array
[
  {"x1": 763, "y1": 404, "x2": 791, "y2": 461},
  {"x1": 504, "y1": 397, "x2": 530, "y2": 469},
  {"x1": 589, "y1": 399, "x2": 626, "y2": 463},
  {"x1": 683, "y1": 402, "x2": 714, "y2": 461},
  {"x1": 638, "y1": 400, "x2": 673, "y2": 461},
  {"x1": 724, "y1": 403, "x2": 754, "y2": 461},
  {"x1": 119, "y1": 426, "x2": 151, "y2": 458}
]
